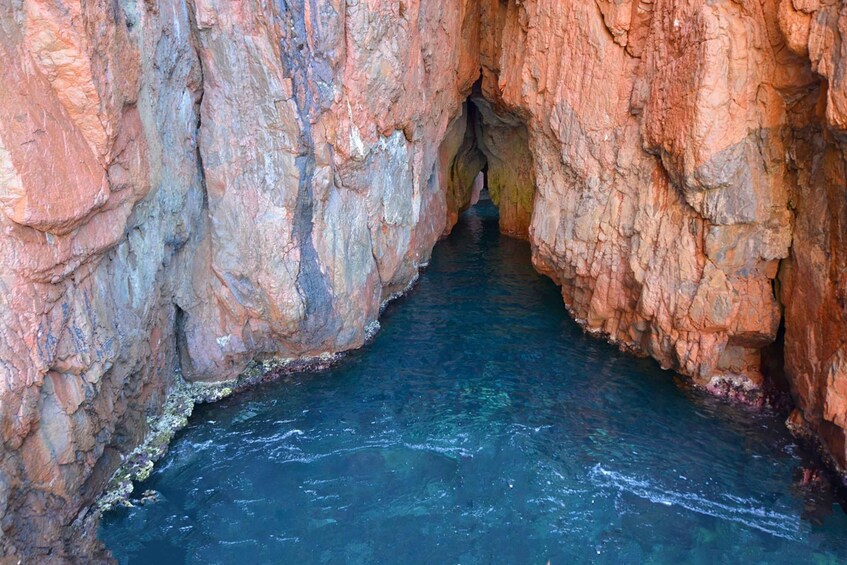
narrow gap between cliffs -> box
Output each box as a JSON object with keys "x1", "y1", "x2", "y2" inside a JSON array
[{"x1": 441, "y1": 78, "x2": 536, "y2": 240}]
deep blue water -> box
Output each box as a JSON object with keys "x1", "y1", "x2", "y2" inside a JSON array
[{"x1": 101, "y1": 198, "x2": 847, "y2": 564}]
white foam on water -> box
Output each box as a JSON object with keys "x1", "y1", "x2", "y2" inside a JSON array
[
  {"x1": 281, "y1": 444, "x2": 387, "y2": 464},
  {"x1": 219, "y1": 538, "x2": 259, "y2": 546},
  {"x1": 512, "y1": 423, "x2": 553, "y2": 433},
  {"x1": 275, "y1": 438, "x2": 479, "y2": 465},
  {"x1": 588, "y1": 464, "x2": 804, "y2": 540},
  {"x1": 402, "y1": 442, "x2": 478, "y2": 458}
]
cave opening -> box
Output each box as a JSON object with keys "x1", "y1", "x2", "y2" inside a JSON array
[{"x1": 441, "y1": 79, "x2": 536, "y2": 239}]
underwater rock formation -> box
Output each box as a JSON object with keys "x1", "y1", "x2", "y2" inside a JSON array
[{"x1": 1, "y1": 0, "x2": 847, "y2": 559}]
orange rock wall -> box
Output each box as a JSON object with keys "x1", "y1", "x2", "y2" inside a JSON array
[
  {"x1": 778, "y1": 0, "x2": 847, "y2": 476},
  {"x1": 0, "y1": 0, "x2": 481, "y2": 558},
  {"x1": 0, "y1": 0, "x2": 204, "y2": 557}
]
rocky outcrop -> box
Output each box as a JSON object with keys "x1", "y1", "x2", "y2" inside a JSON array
[
  {"x1": 478, "y1": 0, "x2": 804, "y2": 393},
  {"x1": 2, "y1": 0, "x2": 847, "y2": 560},
  {"x1": 176, "y1": 0, "x2": 487, "y2": 382},
  {"x1": 476, "y1": 0, "x2": 847, "y2": 476},
  {"x1": 777, "y1": 0, "x2": 847, "y2": 478},
  {"x1": 0, "y1": 0, "x2": 204, "y2": 557},
  {"x1": 0, "y1": 0, "x2": 481, "y2": 558}
]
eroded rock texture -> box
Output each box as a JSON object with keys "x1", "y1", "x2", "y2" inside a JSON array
[
  {"x1": 2, "y1": 0, "x2": 847, "y2": 560},
  {"x1": 778, "y1": 0, "x2": 847, "y2": 477},
  {"x1": 0, "y1": 0, "x2": 480, "y2": 558},
  {"x1": 0, "y1": 0, "x2": 204, "y2": 558}
]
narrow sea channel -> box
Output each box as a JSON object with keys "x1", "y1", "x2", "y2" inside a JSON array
[{"x1": 100, "y1": 197, "x2": 847, "y2": 564}]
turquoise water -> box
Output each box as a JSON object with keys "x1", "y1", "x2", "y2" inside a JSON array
[{"x1": 100, "y1": 198, "x2": 847, "y2": 563}]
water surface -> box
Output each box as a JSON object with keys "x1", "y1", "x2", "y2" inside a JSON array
[{"x1": 101, "y1": 198, "x2": 847, "y2": 563}]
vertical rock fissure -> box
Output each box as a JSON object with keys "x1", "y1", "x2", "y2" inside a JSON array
[
  {"x1": 468, "y1": 91, "x2": 536, "y2": 239},
  {"x1": 277, "y1": 0, "x2": 338, "y2": 346},
  {"x1": 441, "y1": 79, "x2": 537, "y2": 240}
]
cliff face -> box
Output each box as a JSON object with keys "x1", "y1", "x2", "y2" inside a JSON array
[
  {"x1": 1, "y1": 0, "x2": 847, "y2": 559},
  {"x1": 778, "y1": 0, "x2": 847, "y2": 477},
  {"x1": 474, "y1": 0, "x2": 847, "y2": 478},
  {"x1": 0, "y1": 1, "x2": 204, "y2": 556},
  {"x1": 0, "y1": 0, "x2": 481, "y2": 557}
]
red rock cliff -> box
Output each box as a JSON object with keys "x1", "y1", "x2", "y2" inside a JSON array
[{"x1": 1, "y1": 0, "x2": 846, "y2": 559}]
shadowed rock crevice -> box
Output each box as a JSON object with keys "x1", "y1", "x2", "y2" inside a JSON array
[
  {"x1": 278, "y1": 0, "x2": 341, "y2": 349},
  {"x1": 470, "y1": 92, "x2": 536, "y2": 239},
  {"x1": 440, "y1": 79, "x2": 536, "y2": 239}
]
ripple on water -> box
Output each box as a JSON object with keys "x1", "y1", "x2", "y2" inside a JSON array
[{"x1": 588, "y1": 464, "x2": 804, "y2": 541}]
